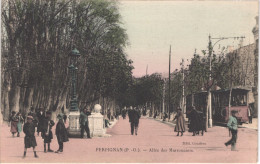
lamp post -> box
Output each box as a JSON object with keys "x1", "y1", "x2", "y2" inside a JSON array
[{"x1": 68, "y1": 47, "x2": 81, "y2": 137}]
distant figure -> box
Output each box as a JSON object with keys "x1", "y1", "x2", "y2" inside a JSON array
[
  {"x1": 142, "y1": 108, "x2": 147, "y2": 116},
  {"x1": 55, "y1": 114, "x2": 69, "y2": 153},
  {"x1": 42, "y1": 111, "x2": 55, "y2": 153},
  {"x1": 107, "y1": 109, "x2": 111, "y2": 120},
  {"x1": 16, "y1": 112, "x2": 24, "y2": 137},
  {"x1": 225, "y1": 110, "x2": 238, "y2": 151},
  {"x1": 122, "y1": 108, "x2": 126, "y2": 119},
  {"x1": 36, "y1": 107, "x2": 46, "y2": 136},
  {"x1": 128, "y1": 107, "x2": 141, "y2": 135},
  {"x1": 9, "y1": 111, "x2": 18, "y2": 137},
  {"x1": 79, "y1": 108, "x2": 91, "y2": 139},
  {"x1": 104, "y1": 115, "x2": 111, "y2": 128},
  {"x1": 173, "y1": 108, "x2": 185, "y2": 136},
  {"x1": 23, "y1": 115, "x2": 38, "y2": 158},
  {"x1": 163, "y1": 112, "x2": 168, "y2": 121},
  {"x1": 153, "y1": 110, "x2": 157, "y2": 119},
  {"x1": 248, "y1": 105, "x2": 253, "y2": 124},
  {"x1": 115, "y1": 108, "x2": 120, "y2": 120}
]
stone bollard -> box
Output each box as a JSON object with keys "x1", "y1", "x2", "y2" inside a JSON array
[{"x1": 88, "y1": 104, "x2": 105, "y2": 137}]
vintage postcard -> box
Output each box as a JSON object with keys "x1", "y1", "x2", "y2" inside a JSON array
[{"x1": 0, "y1": 0, "x2": 258, "y2": 163}]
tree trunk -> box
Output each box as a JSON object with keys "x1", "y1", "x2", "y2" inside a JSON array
[
  {"x1": 2, "y1": 87, "x2": 10, "y2": 121},
  {"x1": 9, "y1": 85, "x2": 20, "y2": 113}
]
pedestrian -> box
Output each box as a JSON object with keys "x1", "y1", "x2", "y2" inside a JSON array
[
  {"x1": 79, "y1": 108, "x2": 91, "y2": 139},
  {"x1": 173, "y1": 108, "x2": 185, "y2": 136},
  {"x1": 142, "y1": 108, "x2": 147, "y2": 116},
  {"x1": 16, "y1": 112, "x2": 24, "y2": 137},
  {"x1": 55, "y1": 114, "x2": 69, "y2": 153},
  {"x1": 188, "y1": 106, "x2": 200, "y2": 136},
  {"x1": 115, "y1": 108, "x2": 120, "y2": 120},
  {"x1": 104, "y1": 115, "x2": 111, "y2": 128},
  {"x1": 225, "y1": 110, "x2": 238, "y2": 151},
  {"x1": 248, "y1": 105, "x2": 253, "y2": 124},
  {"x1": 107, "y1": 109, "x2": 111, "y2": 120},
  {"x1": 122, "y1": 108, "x2": 126, "y2": 119},
  {"x1": 197, "y1": 110, "x2": 206, "y2": 136},
  {"x1": 36, "y1": 107, "x2": 46, "y2": 136},
  {"x1": 9, "y1": 111, "x2": 18, "y2": 137},
  {"x1": 23, "y1": 115, "x2": 38, "y2": 158},
  {"x1": 163, "y1": 112, "x2": 168, "y2": 121},
  {"x1": 128, "y1": 107, "x2": 141, "y2": 135},
  {"x1": 154, "y1": 110, "x2": 157, "y2": 119},
  {"x1": 42, "y1": 111, "x2": 55, "y2": 153}
]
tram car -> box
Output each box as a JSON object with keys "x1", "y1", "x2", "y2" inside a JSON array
[
  {"x1": 212, "y1": 87, "x2": 250, "y2": 123},
  {"x1": 186, "y1": 87, "x2": 251, "y2": 124}
]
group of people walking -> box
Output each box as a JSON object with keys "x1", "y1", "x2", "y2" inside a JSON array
[{"x1": 9, "y1": 108, "x2": 69, "y2": 158}]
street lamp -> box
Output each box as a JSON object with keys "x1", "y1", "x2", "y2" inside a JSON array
[
  {"x1": 68, "y1": 48, "x2": 80, "y2": 112},
  {"x1": 68, "y1": 47, "x2": 81, "y2": 137}
]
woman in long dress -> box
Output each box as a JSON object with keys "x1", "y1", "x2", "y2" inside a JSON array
[
  {"x1": 9, "y1": 111, "x2": 18, "y2": 137},
  {"x1": 174, "y1": 108, "x2": 186, "y2": 136}
]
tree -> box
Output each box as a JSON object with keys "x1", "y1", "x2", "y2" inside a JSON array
[{"x1": 1, "y1": 0, "x2": 133, "y2": 120}]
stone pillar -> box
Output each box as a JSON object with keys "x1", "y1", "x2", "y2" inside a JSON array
[{"x1": 68, "y1": 111, "x2": 81, "y2": 137}]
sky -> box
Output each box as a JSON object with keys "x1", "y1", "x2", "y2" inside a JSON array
[{"x1": 118, "y1": 0, "x2": 259, "y2": 77}]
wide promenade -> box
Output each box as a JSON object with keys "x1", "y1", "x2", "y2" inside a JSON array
[{"x1": 0, "y1": 116, "x2": 257, "y2": 163}]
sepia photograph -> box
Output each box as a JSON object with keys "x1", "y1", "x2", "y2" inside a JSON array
[{"x1": 0, "y1": 0, "x2": 259, "y2": 163}]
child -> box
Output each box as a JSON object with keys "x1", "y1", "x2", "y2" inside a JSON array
[
  {"x1": 9, "y1": 111, "x2": 18, "y2": 137},
  {"x1": 23, "y1": 116, "x2": 38, "y2": 158},
  {"x1": 42, "y1": 111, "x2": 55, "y2": 152},
  {"x1": 55, "y1": 114, "x2": 69, "y2": 153},
  {"x1": 16, "y1": 112, "x2": 24, "y2": 137}
]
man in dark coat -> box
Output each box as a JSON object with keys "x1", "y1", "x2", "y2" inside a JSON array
[
  {"x1": 23, "y1": 116, "x2": 38, "y2": 158},
  {"x1": 36, "y1": 107, "x2": 46, "y2": 136},
  {"x1": 188, "y1": 106, "x2": 200, "y2": 136},
  {"x1": 128, "y1": 107, "x2": 141, "y2": 135},
  {"x1": 122, "y1": 108, "x2": 126, "y2": 119},
  {"x1": 79, "y1": 108, "x2": 91, "y2": 139},
  {"x1": 173, "y1": 108, "x2": 185, "y2": 136},
  {"x1": 55, "y1": 114, "x2": 69, "y2": 153},
  {"x1": 41, "y1": 111, "x2": 55, "y2": 152}
]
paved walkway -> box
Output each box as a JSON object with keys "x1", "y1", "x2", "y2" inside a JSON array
[{"x1": 0, "y1": 116, "x2": 257, "y2": 163}]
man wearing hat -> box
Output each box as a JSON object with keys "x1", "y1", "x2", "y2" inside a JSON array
[
  {"x1": 55, "y1": 114, "x2": 69, "y2": 153},
  {"x1": 23, "y1": 115, "x2": 38, "y2": 158},
  {"x1": 128, "y1": 106, "x2": 141, "y2": 135},
  {"x1": 41, "y1": 111, "x2": 55, "y2": 152},
  {"x1": 225, "y1": 110, "x2": 238, "y2": 151}
]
